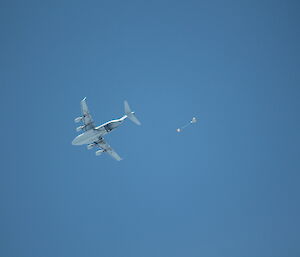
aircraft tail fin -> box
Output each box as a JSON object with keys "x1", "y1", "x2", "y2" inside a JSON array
[{"x1": 124, "y1": 100, "x2": 141, "y2": 125}]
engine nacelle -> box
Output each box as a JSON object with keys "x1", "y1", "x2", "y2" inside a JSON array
[
  {"x1": 74, "y1": 117, "x2": 83, "y2": 123},
  {"x1": 95, "y1": 149, "x2": 105, "y2": 156},
  {"x1": 87, "y1": 143, "x2": 95, "y2": 150},
  {"x1": 76, "y1": 125, "x2": 85, "y2": 132}
]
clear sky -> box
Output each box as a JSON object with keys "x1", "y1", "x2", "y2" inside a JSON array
[{"x1": 1, "y1": 1, "x2": 300, "y2": 257}]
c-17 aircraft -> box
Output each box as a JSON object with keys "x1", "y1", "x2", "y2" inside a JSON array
[{"x1": 72, "y1": 98, "x2": 141, "y2": 161}]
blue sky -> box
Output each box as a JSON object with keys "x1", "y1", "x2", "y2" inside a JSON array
[{"x1": 1, "y1": 1, "x2": 300, "y2": 257}]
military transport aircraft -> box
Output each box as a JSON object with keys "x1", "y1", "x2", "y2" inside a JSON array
[{"x1": 72, "y1": 98, "x2": 141, "y2": 161}]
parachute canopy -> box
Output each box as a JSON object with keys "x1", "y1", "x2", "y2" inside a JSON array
[{"x1": 177, "y1": 117, "x2": 197, "y2": 132}]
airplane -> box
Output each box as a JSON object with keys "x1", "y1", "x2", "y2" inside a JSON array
[{"x1": 72, "y1": 97, "x2": 141, "y2": 161}]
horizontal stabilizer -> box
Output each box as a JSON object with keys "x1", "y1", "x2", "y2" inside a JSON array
[{"x1": 124, "y1": 100, "x2": 141, "y2": 126}]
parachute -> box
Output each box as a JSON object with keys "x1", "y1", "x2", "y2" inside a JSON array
[{"x1": 176, "y1": 117, "x2": 197, "y2": 132}]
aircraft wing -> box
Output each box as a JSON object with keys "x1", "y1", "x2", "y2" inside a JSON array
[
  {"x1": 80, "y1": 97, "x2": 95, "y2": 131},
  {"x1": 97, "y1": 139, "x2": 122, "y2": 161}
]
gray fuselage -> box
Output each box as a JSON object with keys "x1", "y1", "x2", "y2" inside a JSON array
[{"x1": 72, "y1": 116, "x2": 127, "y2": 145}]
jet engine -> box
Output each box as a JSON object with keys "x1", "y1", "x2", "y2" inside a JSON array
[
  {"x1": 74, "y1": 117, "x2": 83, "y2": 123},
  {"x1": 95, "y1": 149, "x2": 105, "y2": 156},
  {"x1": 76, "y1": 125, "x2": 85, "y2": 132},
  {"x1": 87, "y1": 143, "x2": 96, "y2": 150}
]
